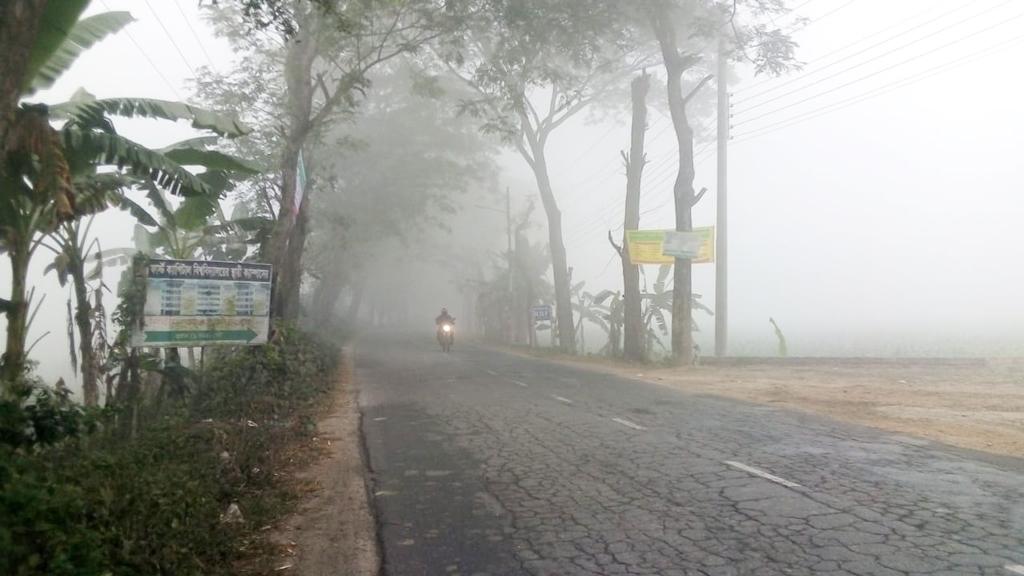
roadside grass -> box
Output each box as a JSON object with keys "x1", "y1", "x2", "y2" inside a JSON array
[
  {"x1": 0, "y1": 327, "x2": 342, "y2": 576},
  {"x1": 506, "y1": 343, "x2": 668, "y2": 369}
]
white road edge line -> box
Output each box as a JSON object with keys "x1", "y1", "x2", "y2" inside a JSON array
[
  {"x1": 1005, "y1": 564, "x2": 1024, "y2": 575},
  {"x1": 552, "y1": 395, "x2": 573, "y2": 405},
  {"x1": 611, "y1": 417, "x2": 646, "y2": 431},
  {"x1": 485, "y1": 369, "x2": 498, "y2": 376},
  {"x1": 724, "y1": 461, "x2": 802, "y2": 489},
  {"x1": 511, "y1": 380, "x2": 529, "y2": 388}
]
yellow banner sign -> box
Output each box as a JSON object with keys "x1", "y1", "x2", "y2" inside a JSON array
[
  {"x1": 625, "y1": 227, "x2": 715, "y2": 265},
  {"x1": 625, "y1": 230, "x2": 673, "y2": 264}
]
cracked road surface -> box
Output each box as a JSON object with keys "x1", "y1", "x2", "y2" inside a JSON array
[{"x1": 358, "y1": 333, "x2": 1024, "y2": 576}]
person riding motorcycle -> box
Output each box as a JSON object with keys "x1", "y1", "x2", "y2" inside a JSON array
[{"x1": 435, "y1": 308, "x2": 455, "y2": 343}]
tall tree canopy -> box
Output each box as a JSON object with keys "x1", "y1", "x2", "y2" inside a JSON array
[{"x1": 433, "y1": 0, "x2": 648, "y2": 353}]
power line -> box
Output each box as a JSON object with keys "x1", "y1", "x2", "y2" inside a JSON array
[
  {"x1": 98, "y1": 0, "x2": 183, "y2": 99},
  {"x1": 765, "y1": 0, "x2": 858, "y2": 35},
  {"x1": 571, "y1": 117, "x2": 714, "y2": 241},
  {"x1": 731, "y1": 31, "x2": 1024, "y2": 144},
  {"x1": 564, "y1": 113, "x2": 714, "y2": 247},
  {"x1": 734, "y1": 0, "x2": 1016, "y2": 114},
  {"x1": 639, "y1": 118, "x2": 715, "y2": 192},
  {"x1": 733, "y1": 10, "x2": 1024, "y2": 128},
  {"x1": 638, "y1": 141, "x2": 715, "y2": 220},
  {"x1": 569, "y1": 123, "x2": 619, "y2": 166},
  {"x1": 788, "y1": 0, "x2": 862, "y2": 33},
  {"x1": 567, "y1": 149, "x2": 673, "y2": 244},
  {"x1": 171, "y1": 0, "x2": 218, "y2": 69},
  {"x1": 629, "y1": 116, "x2": 715, "y2": 194},
  {"x1": 141, "y1": 0, "x2": 199, "y2": 77},
  {"x1": 568, "y1": 136, "x2": 715, "y2": 246},
  {"x1": 568, "y1": 113, "x2": 675, "y2": 191},
  {"x1": 789, "y1": 0, "x2": 825, "y2": 13},
  {"x1": 738, "y1": 0, "x2": 976, "y2": 95},
  {"x1": 736, "y1": 0, "x2": 990, "y2": 103}
]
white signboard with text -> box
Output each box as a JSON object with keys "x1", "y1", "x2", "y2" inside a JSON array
[{"x1": 133, "y1": 259, "x2": 272, "y2": 347}]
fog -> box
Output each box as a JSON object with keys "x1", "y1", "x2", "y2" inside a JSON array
[{"x1": 4, "y1": 0, "x2": 1024, "y2": 392}]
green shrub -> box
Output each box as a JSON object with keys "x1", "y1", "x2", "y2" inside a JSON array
[
  {"x1": 0, "y1": 329, "x2": 340, "y2": 575},
  {"x1": 194, "y1": 326, "x2": 337, "y2": 420}
]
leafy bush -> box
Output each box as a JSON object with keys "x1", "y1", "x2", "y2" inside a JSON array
[
  {"x1": 0, "y1": 330, "x2": 340, "y2": 575},
  {"x1": 194, "y1": 326, "x2": 337, "y2": 420}
]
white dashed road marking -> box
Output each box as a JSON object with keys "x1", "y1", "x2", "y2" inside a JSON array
[
  {"x1": 1005, "y1": 565, "x2": 1024, "y2": 575},
  {"x1": 511, "y1": 380, "x2": 529, "y2": 388},
  {"x1": 724, "y1": 461, "x2": 802, "y2": 489},
  {"x1": 485, "y1": 369, "x2": 498, "y2": 376},
  {"x1": 611, "y1": 417, "x2": 646, "y2": 431},
  {"x1": 552, "y1": 395, "x2": 573, "y2": 405}
]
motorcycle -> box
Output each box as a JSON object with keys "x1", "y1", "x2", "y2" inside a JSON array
[{"x1": 437, "y1": 322, "x2": 454, "y2": 352}]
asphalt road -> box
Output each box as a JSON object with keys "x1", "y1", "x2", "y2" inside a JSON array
[{"x1": 358, "y1": 332, "x2": 1024, "y2": 576}]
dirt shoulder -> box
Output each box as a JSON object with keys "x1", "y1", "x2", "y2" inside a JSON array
[
  {"x1": 513, "y1": 348, "x2": 1024, "y2": 459},
  {"x1": 269, "y1": 346, "x2": 379, "y2": 575}
]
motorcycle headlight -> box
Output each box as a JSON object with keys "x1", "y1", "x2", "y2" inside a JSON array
[{"x1": 442, "y1": 324, "x2": 451, "y2": 332}]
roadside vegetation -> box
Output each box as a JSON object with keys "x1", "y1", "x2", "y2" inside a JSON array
[
  {"x1": 0, "y1": 3, "x2": 341, "y2": 574},
  {"x1": 1, "y1": 327, "x2": 339, "y2": 575}
]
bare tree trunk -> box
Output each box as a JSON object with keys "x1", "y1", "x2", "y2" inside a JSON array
[
  {"x1": 1, "y1": 234, "x2": 31, "y2": 385},
  {"x1": 609, "y1": 294, "x2": 622, "y2": 357},
  {"x1": 528, "y1": 143, "x2": 576, "y2": 354},
  {"x1": 280, "y1": 188, "x2": 310, "y2": 320},
  {"x1": 268, "y1": 15, "x2": 316, "y2": 320},
  {"x1": 114, "y1": 349, "x2": 141, "y2": 438},
  {"x1": 0, "y1": 0, "x2": 48, "y2": 147},
  {"x1": 510, "y1": 233, "x2": 525, "y2": 344},
  {"x1": 622, "y1": 72, "x2": 649, "y2": 362},
  {"x1": 312, "y1": 261, "x2": 347, "y2": 325},
  {"x1": 649, "y1": 3, "x2": 700, "y2": 365},
  {"x1": 69, "y1": 259, "x2": 98, "y2": 406},
  {"x1": 1, "y1": 2, "x2": 57, "y2": 387}
]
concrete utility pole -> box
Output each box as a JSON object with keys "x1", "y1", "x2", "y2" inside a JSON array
[
  {"x1": 715, "y1": 39, "x2": 729, "y2": 357},
  {"x1": 506, "y1": 187, "x2": 514, "y2": 342},
  {"x1": 506, "y1": 187, "x2": 513, "y2": 275}
]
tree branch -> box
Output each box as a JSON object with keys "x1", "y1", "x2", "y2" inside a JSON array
[
  {"x1": 607, "y1": 230, "x2": 623, "y2": 258},
  {"x1": 684, "y1": 74, "x2": 714, "y2": 105},
  {"x1": 546, "y1": 94, "x2": 594, "y2": 133},
  {"x1": 514, "y1": 129, "x2": 536, "y2": 170},
  {"x1": 315, "y1": 73, "x2": 330, "y2": 102},
  {"x1": 523, "y1": 93, "x2": 543, "y2": 133},
  {"x1": 690, "y1": 187, "x2": 708, "y2": 208},
  {"x1": 546, "y1": 85, "x2": 559, "y2": 125}
]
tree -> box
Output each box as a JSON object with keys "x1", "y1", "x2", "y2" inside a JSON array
[
  {"x1": 0, "y1": 0, "x2": 90, "y2": 161},
  {"x1": 435, "y1": 0, "x2": 645, "y2": 353},
  {"x1": 770, "y1": 317, "x2": 788, "y2": 357},
  {"x1": 619, "y1": 72, "x2": 650, "y2": 361},
  {"x1": 573, "y1": 286, "x2": 626, "y2": 357},
  {"x1": 44, "y1": 218, "x2": 107, "y2": 407},
  {"x1": 200, "y1": 0, "x2": 464, "y2": 321},
  {"x1": 643, "y1": 0, "x2": 797, "y2": 363},
  {"x1": 304, "y1": 61, "x2": 498, "y2": 324},
  {"x1": 1, "y1": 10, "x2": 252, "y2": 387},
  {"x1": 640, "y1": 264, "x2": 713, "y2": 356}
]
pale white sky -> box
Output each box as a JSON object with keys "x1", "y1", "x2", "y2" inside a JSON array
[{"x1": 5, "y1": 0, "x2": 1024, "y2": 386}]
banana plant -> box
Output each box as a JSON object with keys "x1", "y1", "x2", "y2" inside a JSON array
[
  {"x1": 640, "y1": 264, "x2": 714, "y2": 357},
  {"x1": 2, "y1": 8, "x2": 254, "y2": 386},
  {"x1": 571, "y1": 281, "x2": 623, "y2": 355},
  {"x1": 591, "y1": 290, "x2": 624, "y2": 357},
  {"x1": 40, "y1": 217, "x2": 117, "y2": 406}
]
